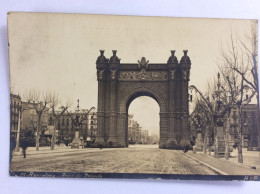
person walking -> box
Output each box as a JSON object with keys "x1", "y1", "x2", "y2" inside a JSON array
[
  {"x1": 20, "y1": 137, "x2": 29, "y2": 158},
  {"x1": 10, "y1": 134, "x2": 16, "y2": 163},
  {"x1": 193, "y1": 145, "x2": 197, "y2": 154}
]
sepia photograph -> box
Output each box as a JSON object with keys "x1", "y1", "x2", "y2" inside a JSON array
[{"x1": 7, "y1": 12, "x2": 260, "y2": 180}]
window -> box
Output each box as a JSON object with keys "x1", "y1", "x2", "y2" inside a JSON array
[
  {"x1": 66, "y1": 119, "x2": 69, "y2": 126},
  {"x1": 62, "y1": 119, "x2": 65, "y2": 126},
  {"x1": 91, "y1": 116, "x2": 94, "y2": 119},
  {"x1": 91, "y1": 121, "x2": 94, "y2": 125}
]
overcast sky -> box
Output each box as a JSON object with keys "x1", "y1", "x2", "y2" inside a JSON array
[{"x1": 8, "y1": 13, "x2": 254, "y2": 136}]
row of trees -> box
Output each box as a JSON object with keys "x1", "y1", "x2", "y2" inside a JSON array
[
  {"x1": 16, "y1": 90, "x2": 72, "y2": 151},
  {"x1": 15, "y1": 90, "x2": 95, "y2": 151},
  {"x1": 190, "y1": 21, "x2": 259, "y2": 163}
]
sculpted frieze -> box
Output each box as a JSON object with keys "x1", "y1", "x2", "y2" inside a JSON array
[{"x1": 118, "y1": 69, "x2": 168, "y2": 81}]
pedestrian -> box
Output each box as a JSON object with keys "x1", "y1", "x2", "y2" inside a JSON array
[
  {"x1": 99, "y1": 143, "x2": 103, "y2": 150},
  {"x1": 10, "y1": 134, "x2": 16, "y2": 163},
  {"x1": 183, "y1": 144, "x2": 187, "y2": 153},
  {"x1": 20, "y1": 137, "x2": 29, "y2": 158},
  {"x1": 193, "y1": 145, "x2": 197, "y2": 154}
]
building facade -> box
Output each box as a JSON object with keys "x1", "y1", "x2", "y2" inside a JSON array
[
  {"x1": 10, "y1": 94, "x2": 21, "y2": 135},
  {"x1": 128, "y1": 114, "x2": 142, "y2": 143},
  {"x1": 229, "y1": 104, "x2": 259, "y2": 148},
  {"x1": 47, "y1": 108, "x2": 97, "y2": 145}
]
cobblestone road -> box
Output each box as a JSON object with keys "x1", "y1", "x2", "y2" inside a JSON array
[{"x1": 10, "y1": 145, "x2": 217, "y2": 175}]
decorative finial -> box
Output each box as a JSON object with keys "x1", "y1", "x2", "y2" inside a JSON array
[
  {"x1": 180, "y1": 50, "x2": 191, "y2": 63},
  {"x1": 77, "y1": 99, "x2": 80, "y2": 111},
  {"x1": 168, "y1": 50, "x2": 178, "y2": 63},
  {"x1": 112, "y1": 50, "x2": 117, "y2": 55},
  {"x1": 97, "y1": 50, "x2": 108, "y2": 64},
  {"x1": 109, "y1": 50, "x2": 120, "y2": 63}
]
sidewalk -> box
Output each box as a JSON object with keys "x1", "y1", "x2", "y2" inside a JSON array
[
  {"x1": 228, "y1": 148, "x2": 260, "y2": 170},
  {"x1": 185, "y1": 149, "x2": 260, "y2": 175}
]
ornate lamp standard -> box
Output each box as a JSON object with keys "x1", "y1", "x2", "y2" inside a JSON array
[
  {"x1": 69, "y1": 99, "x2": 95, "y2": 148},
  {"x1": 189, "y1": 72, "x2": 230, "y2": 158}
]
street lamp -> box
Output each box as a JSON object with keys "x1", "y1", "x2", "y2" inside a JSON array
[{"x1": 70, "y1": 99, "x2": 95, "y2": 148}]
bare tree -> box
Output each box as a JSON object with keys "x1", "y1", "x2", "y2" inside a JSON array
[
  {"x1": 219, "y1": 32, "x2": 256, "y2": 163},
  {"x1": 23, "y1": 89, "x2": 52, "y2": 151},
  {"x1": 49, "y1": 93, "x2": 72, "y2": 150},
  {"x1": 220, "y1": 21, "x2": 259, "y2": 146},
  {"x1": 190, "y1": 97, "x2": 211, "y2": 154},
  {"x1": 239, "y1": 21, "x2": 259, "y2": 146},
  {"x1": 190, "y1": 74, "x2": 235, "y2": 158},
  {"x1": 189, "y1": 84, "x2": 217, "y2": 156},
  {"x1": 15, "y1": 101, "x2": 32, "y2": 152}
]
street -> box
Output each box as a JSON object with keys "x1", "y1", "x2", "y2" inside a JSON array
[{"x1": 10, "y1": 145, "x2": 217, "y2": 175}]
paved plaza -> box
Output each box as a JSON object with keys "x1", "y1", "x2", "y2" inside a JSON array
[
  {"x1": 10, "y1": 145, "x2": 216, "y2": 174},
  {"x1": 10, "y1": 145, "x2": 260, "y2": 175}
]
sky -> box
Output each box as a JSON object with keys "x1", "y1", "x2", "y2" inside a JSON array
[{"x1": 8, "y1": 12, "x2": 255, "y2": 136}]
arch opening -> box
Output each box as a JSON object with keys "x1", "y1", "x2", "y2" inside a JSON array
[{"x1": 126, "y1": 93, "x2": 160, "y2": 148}]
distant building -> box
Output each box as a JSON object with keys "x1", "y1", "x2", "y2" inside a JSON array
[
  {"x1": 10, "y1": 93, "x2": 21, "y2": 136},
  {"x1": 128, "y1": 114, "x2": 159, "y2": 144},
  {"x1": 141, "y1": 130, "x2": 148, "y2": 144},
  {"x1": 230, "y1": 104, "x2": 259, "y2": 147},
  {"x1": 147, "y1": 134, "x2": 159, "y2": 144},
  {"x1": 86, "y1": 109, "x2": 97, "y2": 141},
  {"x1": 47, "y1": 108, "x2": 97, "y2": 144},
  {"x1": 128, "y1": 115, "x2": 142, "y2": 143},
  {"x1": 21, "y1": 101, "x2": 49, "y2": 134}
]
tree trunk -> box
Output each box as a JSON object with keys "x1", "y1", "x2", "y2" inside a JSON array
[
  {"x1": 36, "y1": 132, "x2": 40, "y2": 151},
  {"x1": 213, "y1": 121, "x2": 218, "y2": 158},
  {"x1": 208, "y1": 120, "x2": 214, "y2": 156},
  {"x1": 224, "y1": 110, "x2": 231, "y2": 160},
  {"x1": 237, "y1": 106, "x2": 243, "y2": 163},
  {"x1": 51, "y1": 121, "x2": 56, "y2": 150},
  {"x1": 256, "y1": 94, "x2": 260, "y2": 147},
  {"x1": 203, "y1": 126, "x2": 208, "y2": 154},
  {"x1": 36, "y1": 115, "x2": 41, "y2": 151},
  {"x1": 15, "y1": 110, "x2": 21, "y2": 152}
]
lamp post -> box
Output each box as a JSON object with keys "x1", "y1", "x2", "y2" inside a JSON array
[
  {"x1": 70, "y1": 99, "x2": 95, "y2": 148},
  {"x1": 189, "y1": 72, "x2": 230, "y2": 158}
]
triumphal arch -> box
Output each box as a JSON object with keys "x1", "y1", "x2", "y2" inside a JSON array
[{"x1": 94, "y1": 50, "x2": 191, "y2": 149}]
